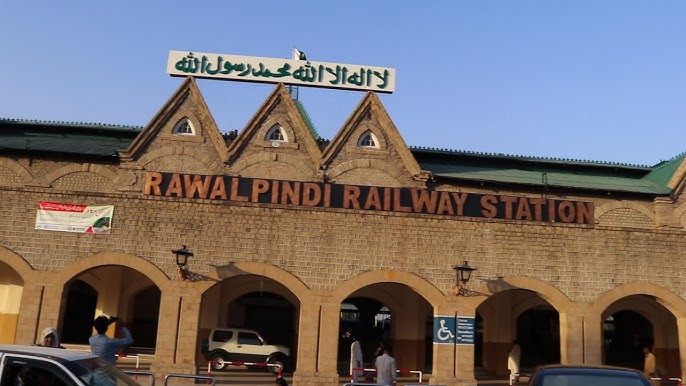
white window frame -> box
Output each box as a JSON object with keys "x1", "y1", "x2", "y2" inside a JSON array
[
  {"x1": 172, "y1": 118, "x2": 195, "y2": 135},
  {"x1": 266, "y1": 125, "x2": 287, "y2": 142},
  {"x1": 357, "y1": 131, "x2": 379, "y2": 148}
]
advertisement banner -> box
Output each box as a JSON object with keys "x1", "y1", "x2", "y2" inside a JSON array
[{"x1": 35, "y1": 201, "x2": 113, "y2": 234}]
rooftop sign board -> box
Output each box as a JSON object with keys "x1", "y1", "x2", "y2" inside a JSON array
[{"x1": 166, "y1": 50, "x2": 396, "y2": 93}]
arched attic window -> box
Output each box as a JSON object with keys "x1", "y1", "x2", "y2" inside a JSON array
[
  {"x1": 266, "y1": 125, "x2": 287, "y2": 142},
  {"x1": 172, "y1": 118, "x2": 195, "y2": 135},
  {"x1": 357, "y1": 131, "x2": 379, "y2": 148}
]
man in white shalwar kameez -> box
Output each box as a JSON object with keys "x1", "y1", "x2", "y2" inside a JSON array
[{"x1": 508, "y1": 340, "x2": 521, "y2": 385}]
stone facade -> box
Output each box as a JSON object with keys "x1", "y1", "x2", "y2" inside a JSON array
[{"x1": 1, "y1": 78, "x2": 686, "y2": 385}]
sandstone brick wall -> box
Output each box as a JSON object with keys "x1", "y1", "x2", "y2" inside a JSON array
[{"x1": 2, "y1": 170, "x2": 685, "y2": 302}]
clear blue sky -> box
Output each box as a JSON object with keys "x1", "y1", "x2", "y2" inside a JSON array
[{"x1": 1, "y1": 1, "x2": 684, "y2": 166}]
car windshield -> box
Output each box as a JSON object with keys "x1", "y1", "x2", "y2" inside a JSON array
[
  {"x1": 63, "y1": 357, "x2": 140, "y2": 386},
  {"x1": 541, "y1": 373, "x2": 647, "y2": 386}
]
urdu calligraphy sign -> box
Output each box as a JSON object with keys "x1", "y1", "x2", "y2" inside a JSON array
[{"x1": 166, "y1": 50, "x2": 396, "y2": 93}]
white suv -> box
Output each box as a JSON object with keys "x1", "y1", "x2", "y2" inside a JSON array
[{"x1": 203, "y1": 327, "x2": 292, "y2": 374}]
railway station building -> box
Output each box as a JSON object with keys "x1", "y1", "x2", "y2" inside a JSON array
[{"x1": 1, "y1": 77, "x2": 686, "y2": 385}]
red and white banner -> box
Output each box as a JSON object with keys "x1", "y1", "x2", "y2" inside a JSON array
[{"x1": 35, "y1": 201, "x2": 114, "y2": 234}]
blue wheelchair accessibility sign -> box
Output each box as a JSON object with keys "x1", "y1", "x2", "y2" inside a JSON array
[{"x1": 433, "y1": 316, "x2": 456, "y2": 344}]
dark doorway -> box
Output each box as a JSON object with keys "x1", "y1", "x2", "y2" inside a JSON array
[
  {"x1": 61, "y1": 280, "x2": 97, "y2": 343},
  {"x1": 131, "y1": 286, "x2": 161, "y2": 349},
  {"x1": 475, "y1": 312, "x2": 483, "y2": 367},
  {"x1": 229, "y1": 292, "x2": 295, "y2": 349},
  {"x1": 604, "y1": 311, "x2": 653, "y2": 371},
  {"x1": 517, "y1": 308, "x2": 560, "y2": 367}
]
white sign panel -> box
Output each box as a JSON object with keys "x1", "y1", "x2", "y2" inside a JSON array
[
  {"x1": 35, "y1": 201, "x2": 113, "y2": 234},
  {"x1": 167, "y1": 50, "x2": 396, "y2": 93}
]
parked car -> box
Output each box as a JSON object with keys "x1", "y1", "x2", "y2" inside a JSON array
[
  {"x1": 203, "y1": 327, "x2": 292, "y2": 374},
  {"x1": 0, "y1": 344, "x2": 140, "y2": 385},
  {"x1": 527, "y1": 364, "x2": 653, "y2": 386}
]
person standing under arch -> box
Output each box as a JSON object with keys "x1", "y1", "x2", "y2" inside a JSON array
[
  {"x1": 344, "y1": 329, "x2": 363, "y2": 383},
  {"x1": 374, "y1": 345, "x2": 397, "y2": 386},
  {"x1": 643, "y1": 346, "x2": 657, "y2": 385},
  {"x1": 508, "y1": 339, "x2": 521, "y2": 385}
]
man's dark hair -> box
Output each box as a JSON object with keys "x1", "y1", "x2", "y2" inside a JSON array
[{"x1": 93, "y1": 316, "x2": 111, "y2": 334}]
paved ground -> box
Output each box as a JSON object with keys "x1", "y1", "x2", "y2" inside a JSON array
[{"x1": 116, "y1": 352, "x2": 519, "y2": 385}]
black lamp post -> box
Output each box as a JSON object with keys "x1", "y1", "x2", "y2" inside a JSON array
[
  {"x1": 172, "y1": 245, "x2": 194, "y2": 280},
  {"x1": 453, "y1": 260, "x2": 477, "y2": 294}
]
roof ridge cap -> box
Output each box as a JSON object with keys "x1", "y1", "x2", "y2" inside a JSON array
[
  {"x1": 408, "y1": 145, "x2": 651, "y2": 168},
  {"x1": 0, "y1": 117, "x2": 143, "y2": 129}
]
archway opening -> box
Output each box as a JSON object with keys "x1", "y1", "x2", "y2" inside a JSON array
[
  {"x1": 337, "y1": 282, "x2": 433, "y2": 379},
  {"x1": 199, "y1": 274, "x2": 301, "y2": 375},
  {"x1": 60, "y1": 265, "x2": 161, "y2": 351},
  {"x1": 603, "y1": 311, "x2": 653, "y2": 370},
  {"x1": 601, "y1": 294, "x2": 681, "y2": 376},
  {"x1": 601, "y1": 294, "x2": 680, "y2": 377},
  {"x1": 476, "y1": 288, "x2": 559, "y2": 377},
  {"x1": 0, "y1": 262, "x2": 24, "y2": 344}
]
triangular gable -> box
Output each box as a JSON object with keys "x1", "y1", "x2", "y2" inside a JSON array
[
  {"x1": 226, "y1": 83, "x2": 322, "y2": 167},
  {"x1": 119, "y1": 77, "x2": 228, "y2": 163},
  {"x1": 322, "y1": 92, "x2": 426, "y2": 183}
]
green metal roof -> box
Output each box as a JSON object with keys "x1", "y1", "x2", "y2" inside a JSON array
[
  {"x1": 0, "y1": 118, "x2": 140, "y2": 157},
  {"x1": 1, "y1": 118, "x2": 683, "y2": 197},
  {"x1": 411, "y1": 147, "x2": 676, "y2": 195},
  {"x1": 293, "y1": 100, "x2": 320, "y2": 139},
  {"x1": 419, "y1": 161, "x2": 670, "y2": 194},
  {"x1": 643, "y1": 153, "x2": 686, "y2": 187}
]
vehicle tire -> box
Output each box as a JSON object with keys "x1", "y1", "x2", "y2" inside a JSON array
[
  {"x1": 209, "y1": 352, "x2": 229, "y2": 371},
  {"x1": 267, "y1": 355, "x2": 288, "y2": 375}
]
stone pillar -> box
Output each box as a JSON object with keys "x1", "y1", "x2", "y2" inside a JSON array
[
  {"x1": 37, "y1": 273, "x2": 64, "y2": 337},
  {"x1": 150, "y1": 281, "x2": 199, "y2": 378},
  {"x1": 430, "y1": 297, "x2": 479, "y2": 386},
  {"x1": 559, "y1": 311, "x2": 585, "y2": 364},
  {"x1": 312, "y1": 299, "x2": 341, "y2": 384},
  {"x1": 176, "y1": 283, "x2": 202, "y2": 372},
  {"x1": 292, "y1": 294, "x2": 338, "y2": 386},
  {"x1": 583, "y1": 313, "x2": 603, "y2": 365},
  {"x1": 14, "y1": 271, "x2": 44, "y2": 344}
]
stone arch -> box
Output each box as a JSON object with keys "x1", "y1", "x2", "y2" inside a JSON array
[
  {"x1": 0, "y1": 159, "x2": 34, "y2": 185},
  {"x1": 42, "y1": 163, "x2": 118, "y2": 187},
  {"x1": 590, "y1": 282, "x2": 686, "y2": 319},
  {"x1": 137, "y1": 146, "x2": 225, "y2": 172},
  {"x1": 0, "y1": 246, "x2": 34, "y2": 279},
  {"x1": 478, "y1": 276, "x2": 573, "y2": 314},
  {"x1": 594, "y1": 201, "x2": 655, "y2": 223},
  {"x1": 122, "y1": 276, "x2": 162, "y2": 300},
  {"x1": 512, "y1": 294, "x2": 551, "y2": 319},
  {"x1": 327, "y1": 158, "x2": 405, "y2": 184},
  {"x1": 231, "y1": 152, "x2": 318, "y2": 178},
  {"x1": 331, "y1": 269, "x2": 445, "y2": 307},
  {"x1": 54, "y1": 252, "x2": 171, "y2": 292},
  {"x1": 199, "y1": 261, "x2": 311, "y2": 303}
]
